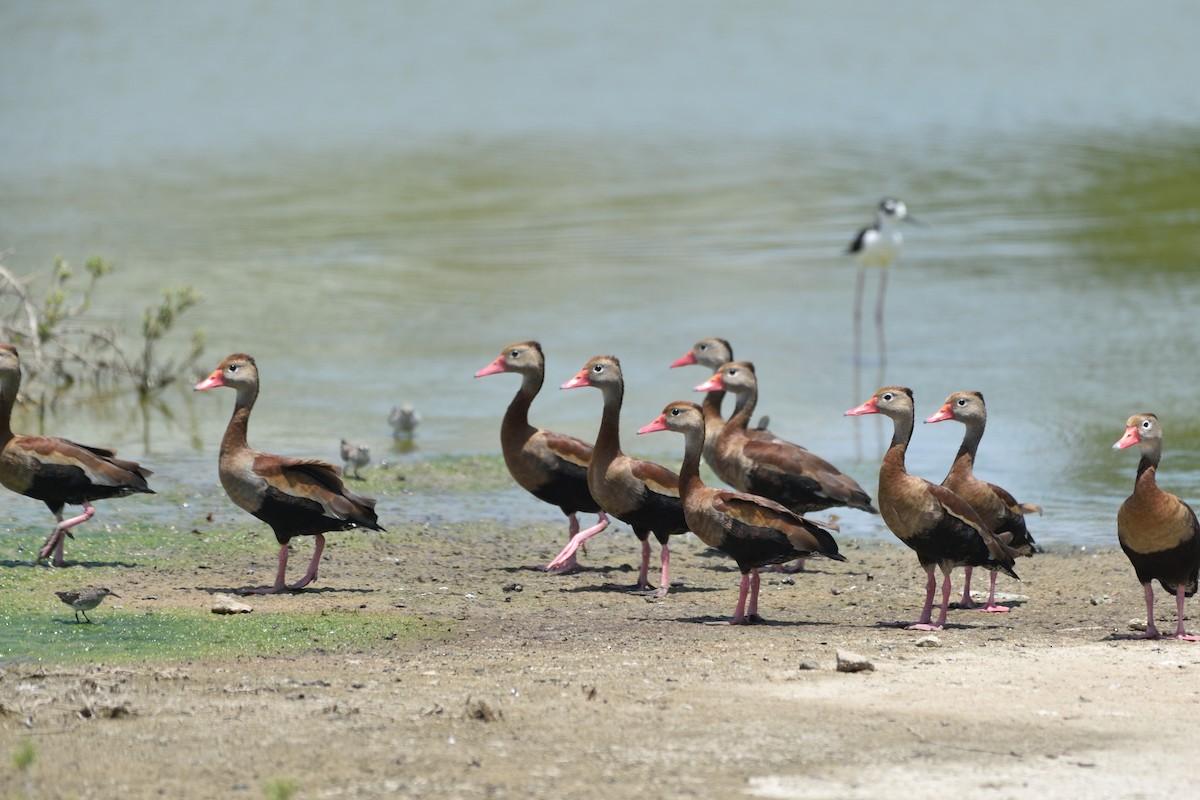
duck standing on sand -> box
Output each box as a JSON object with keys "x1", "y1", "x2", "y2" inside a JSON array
[
  {"x1": 846, "y1": 386, "x2": 1018, "y2": 630},
  {"x1": 1113, "y1": 413, "x2": 1200, "y2": 641},
  {"x1": 0, "y1": 344, "x2": 154, "y2": 567},
  {"x1": 638, "y1": 401, "x2": 844, "y2": 624},
  {"x1": 196, "y1": 354, "x2": 384, "y2": 594},
  {"x1": 553, "y1": 355, "x2": 689, "y2": 597},
  {"x1": 925, "y1": 391, "x2": 1040, "y2": 612},
  {"x1": 475, "y1": 341, "x2": 609, "y2": 575}
]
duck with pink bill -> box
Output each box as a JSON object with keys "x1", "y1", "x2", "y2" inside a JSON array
[
  {"x1": 474, "y1": 341, "x2": 608, "y2": 575},
  {"x1": 924, "y1": 391, "x2": 1040, "y2": 613},
  {"x1": 551, "y1": 355, "x2": 688, "y2": 597},
  {"x1": 638, "y1": 401, "x2": 844, "y2": 624},
  {"x1": 195, "y1": 353, "x2": 384, "y2": 594},
  {"x1": 1112, "y1": 413, "x2": 1200, "y2": 641},
  {"x1": 846, "y1": 386, "x2": 1018, "y2": 631}
]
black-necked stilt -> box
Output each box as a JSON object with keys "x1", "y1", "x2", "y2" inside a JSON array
[
  {"x1": 846, "y1": 197, "x2": 922, "y2": 367},
  {"x1": 846, "y1": 198, "x2": 922, "y2": 455}
]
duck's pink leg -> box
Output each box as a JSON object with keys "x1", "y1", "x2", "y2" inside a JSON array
[
  {"x1": 1172, "y1": 585, "x2": 1199, "y2": 641},
  {"x1": 746, "y1": 569, "x2": 766, "y2": 623},
  {"x1": 956, "y1": 566, "x2": 978, "y2": 609},
  {"x1": 546, "y1": 512, "x2": 609, "y2": 573},
  {"x1": 646, "y1": 540, "x2": 671, "y2": 599},
  {"x1": 1132, "y1": 583, "x2": 1162, "y2": 639},
  {"x1": 287, "y1": 534, "x2": 325, "y2": 590},
  {"x1": 980, "y1": 569, "x2": 1011, "y2": 613},
  {"x1": 38, "y1": 504, "x2": 96, "y2": 567},
  {"x1": 625, "y1": 537, "x2": 647, "y2": 591},
  {"x1": 901, "y1": 565, "x2": 941, "y2": 630},
  {"x1": 931, "y1": 567, "x2": 953, "y2": 628},
  {"x1": 1115, "y1": 583, "x2": 1168, "y2": 640},
  {"x1": 707, "y1": 573, "x2": 753, "y2": 626},
  {"x1": 547, "y1": 513, "x2": 583, "y2": 574},
  {"x1": 243, "y1": 543, "x2": 295, "y2": 595}
]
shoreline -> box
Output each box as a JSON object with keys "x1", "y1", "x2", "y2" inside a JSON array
[{"x1": 3, "y1": 522, "x2": 1198, "y2": 799}]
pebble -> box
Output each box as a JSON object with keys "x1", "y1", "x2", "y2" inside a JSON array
[
  {"x1": 836, "y1": 650, "x2": 874, "y2": 673},
  {"x1": 211, "y1": 594, "x2": 253, "y2": 615},
  {"x1": 915, "y1": 635, "x2": 941, "y2": 648}
]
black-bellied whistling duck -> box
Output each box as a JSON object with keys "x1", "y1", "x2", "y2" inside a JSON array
[
  {"x1": 554, "y1": 355, "x2": 688, "y2": 597},
  {"x1": 668, "y1": 337, "x2": 775, "y2": 469},
  {"x1": 638, "y1": 401, "x2": 844, "y2": 624},
  {"x1": 1113, "y1": 413, "x2": 1200, "y2": 641},
  {"x1": 0, "y1": 344, "x2": 153, "y2": 567},
  {"x1": 925, "y1": 391, "x2": 1040, "y2": 612},
  {"x1": 698, "y1": 362, "x2": 877, "y2": 516},
  {"x1": 846, "y1": 387, "x2": 1018, "y2": 630},
  {"x1": 474, "y1": 341, "x2": 608, "y2": 574},
  {"x1": 697, "y1": 361, "x2": 876, "y2": 573},
  {"x1": 195, "y1": 354, "x2": 384, "y2": 595}
]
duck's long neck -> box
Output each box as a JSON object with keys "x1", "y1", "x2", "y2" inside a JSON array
[
  {"x1": 881, "y1": 409, "x2": 914, "y2": 477},
  {"x1": 677, "y1": 425, "x2": 707, "y2": 500},
  {"x1": 1135, "y1": 444, "x2": 1162, "y2": 488},
  {"x1": 726, "y1": 386, "x2": 757, "y2": 432},
  {"x1": 950, "y1": 420, "x2": 984, "y2": 475},
  {"x1": 221, "y1": 386, "x2": 257, "y2": 455},
  {"x1": 700, "y1": 391, "x2": 726, "y2": 459},
  {"x1": 501, "y1": 371, "x2": 540, "y2": 445},
  {"x1": 593, "y1": 381, "x2": 624, "y2": 464},
  {"x1": 700, "y1": 390, "x2": 725, "y2": 424}
]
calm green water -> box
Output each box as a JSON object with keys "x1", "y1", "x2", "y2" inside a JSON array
[{"x1": 2, "y1": 1, "x2": 1200, "y2": 547}]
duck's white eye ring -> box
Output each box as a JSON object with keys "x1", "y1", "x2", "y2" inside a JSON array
[
  {"x1": 1142, "y1": 419, "x2": 1152, "y2": 429},
  {"x1": 882, "y1": 392, "x2": 894, "y2": 401},
  {"x1": 956, "y1": 397, "x2": 968, "y2": 406}
]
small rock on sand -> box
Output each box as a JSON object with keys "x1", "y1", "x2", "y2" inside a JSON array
[
  {"x1": 836, "y1": 650, "x2": 874, "y2": 673},
  {"x1": 212, "y1": 594, "x2": 254, "y2": 614}
]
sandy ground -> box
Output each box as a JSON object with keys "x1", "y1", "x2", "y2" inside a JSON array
[{"x1": 2, "y1": 520, "x2": 1198, "y2": 800}]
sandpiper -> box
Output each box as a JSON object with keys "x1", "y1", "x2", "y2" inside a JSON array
[
  {"x1": 389, "y1": 403, "x2": 421, "y2": 440},
  {"x1": 55, "y1": 587, "x2": 119, "y2": 623},
  {"x1": 339, "y1": 439, "x2": 371, "y2": 479}
]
